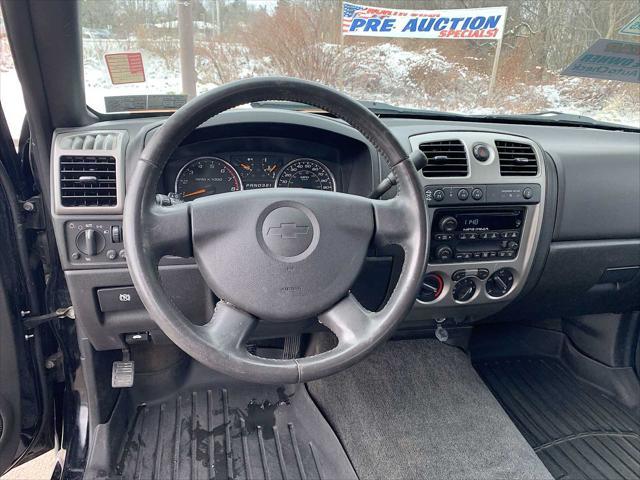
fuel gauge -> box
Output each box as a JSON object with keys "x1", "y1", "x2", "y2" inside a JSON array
[{"x1": 261, "y1": 156, "x2": 281, "y2": 179}]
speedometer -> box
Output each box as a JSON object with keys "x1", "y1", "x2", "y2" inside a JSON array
[
  {"x1": 275, "y1": 158, "x2": 336, "y2": 191},
  {"x1": 175, "y1": 156, "x2": 242, "y2": 200}
]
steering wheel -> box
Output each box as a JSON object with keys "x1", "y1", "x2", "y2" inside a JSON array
[{"x1": 123, "y1": 77, "x2": 427, "y2": 384}]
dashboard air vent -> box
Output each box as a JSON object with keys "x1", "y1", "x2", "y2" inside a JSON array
[
  {"x1": 496, "y1": 141, "x2": 538, "y2": 176},
  {"x1": 59, "y1": 155, "x2": 117, "y2": 207},
  {"x1": 59, "y1": 132, "x2": 118, "y2": 151},
  {"x1": 419, "y1": 140, "x2": 468, "y2": 177}
]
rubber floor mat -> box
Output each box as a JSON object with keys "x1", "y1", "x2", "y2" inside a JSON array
[
  {"x1": 476, "y1": 357, "x2": 640, "y2": 480},
  {"x1": 116, "y1": 385, "x2": 356, "y2": 480}
]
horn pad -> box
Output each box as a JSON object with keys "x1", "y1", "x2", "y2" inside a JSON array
[{"x1": 191, "y1": 189, "x2": 374, "y2": 322}]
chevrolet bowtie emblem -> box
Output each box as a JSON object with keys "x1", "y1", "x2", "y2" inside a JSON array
[{"x1": 267, "y1": 223, "x2": 310, "y2": 239}]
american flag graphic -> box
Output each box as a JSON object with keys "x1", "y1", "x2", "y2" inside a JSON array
[{"x1": 342, "y1": 3, "x2": 388, "y2": 33}]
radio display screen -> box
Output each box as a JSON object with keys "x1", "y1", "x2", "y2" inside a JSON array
[{"x1": 457, "y1": 212, "x2": 522, "y2": 231}]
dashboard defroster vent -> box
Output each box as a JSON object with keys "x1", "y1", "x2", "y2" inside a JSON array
[
  {"x1": 419, "y1": 140, "x2": 468, "y2": 177},
  {"x1": 59, "y1": 155, "x2": 117, "y2": 207},
  {"x1": 59, "y1": 132, "x2": 119, "y2": 151},
  {"x1": 496, "y1": 141, "x2": 538, "y2": 176}
]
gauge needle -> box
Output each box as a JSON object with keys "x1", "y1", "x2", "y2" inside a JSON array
[
  {"x1": 266, "y1": 164, "x2": 277, "y2": 173},
  {"x1": 240, "y1": 163, "x2": 252, "y2": 172},
  {"x1": 182, "y1": 188, "x2": 207, "y2": 198}
]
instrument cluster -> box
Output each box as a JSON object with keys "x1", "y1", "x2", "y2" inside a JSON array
[{"x1": 172, "y1": 153, "x2": 337, "y2": 201}]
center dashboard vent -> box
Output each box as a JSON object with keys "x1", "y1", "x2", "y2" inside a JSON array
[
  {"x1": 419, "y1": 140, "x2": 468, "y2": 177},
  {"x1": 59, "y1": 155, "x2": 117, "y2": 207},
  {"x1": 496, "y1": 140, "x2": 538, "y2": 176}
]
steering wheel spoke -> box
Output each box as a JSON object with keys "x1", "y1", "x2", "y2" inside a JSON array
[
  {"x1": 198, "y1": 301, "x2": 258, "y2": 353},
  {"x1": 147, "y1": 202, "x2": 193, "y2": 258},
  {"x1": 318, "y1": 294, "x2": 375, "y2": 347},
  {"x1": 371, "y1": 196, "x2": 413, "y2": 247}
]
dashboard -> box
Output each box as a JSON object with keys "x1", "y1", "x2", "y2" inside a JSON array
[{"x1": 49, "y1": 109, "x2": 640, "y2": 351}]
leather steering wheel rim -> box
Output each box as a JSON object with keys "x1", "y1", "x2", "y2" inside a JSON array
[{"x1": 123, "y1": 77, "x2": 427, "y2": 384}]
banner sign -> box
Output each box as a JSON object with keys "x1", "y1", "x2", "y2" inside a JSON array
[
  {"x1": 619, "y1": 13, "x2": 640, "y2": 37},
  {"x1": 561, "y1": 39, "x2": 640, "y2": 84},
  {"x1": 342, "y1": 3, "x2": 507, "y2": 39}
]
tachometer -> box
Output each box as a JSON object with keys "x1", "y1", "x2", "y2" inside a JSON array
[
  {"x1": 275, "y1": 158, "x2": 335, "y2": 191},
  {"x1": 175, "y1": 156, "x2": 242, "y2": 200}
]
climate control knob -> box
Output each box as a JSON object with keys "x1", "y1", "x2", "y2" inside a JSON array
[
  {"x1": 453, "y1": 277, "x2": 476, "y2": 302},
  {"x1": 486, "y1": 269, "x2": 514, "y2": 298},
  {"x1": 75, "y1": 228, "x2": 106, "y2": 256},
  {"x1": 439, "y1": 216, "x2": 458, "y2": 232},
  {"x1": 417, "y1": 273, "x2": 444, "y2": 303},
  {"x1": 435, "y1": 245, "x2": 454, "y2": 261}
]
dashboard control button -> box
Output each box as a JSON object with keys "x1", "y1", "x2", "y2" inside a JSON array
[
  {"x1": 522, "y1": 187, "x2": 533, "y2": 199},
  {"x1": 435, "y1": 233, "x2": 453, "y2": 241},
  {"x1": 471, "y1": 188, "x2": 483, "y2": 200},
  {"x1": 473, "y1": 252, "x2": 482, "y2": 258},
  {"x1": 75, "y1": 228, "x2": 106, "y2": 256},
  {"x1": 436, "y1": 245, "x2": 454, "y2": 261},
  {"x1": 488, "y1": 251, "x2": 498, "y2": 258},
  {"x1": 71, "y1": 252, "x2": 80, "y2": 261},
  {"x1": 486, "y1": 269, "x2": 514, "y2": 297},
  {"x1": 418, "y1": 273, "x2": 444, "y2": 302},
  {"x1": 452, "y1": 270, "x2": 466, "y2": 281},
  {"x1": 507, "y1": 240, "x2": 519, "y2": 250},
  {"x1": 106, "y1": 249, "x2": 117, "y2": 260},
  {"x1": 461, "y1": 252, "x2": 472, "y2": 260},
  {"x1": 453, "y1": 278, "x2": 476, "y2": 302},
  {"x1": 439, "y1": 216, "x2": 458, "y2": 232},
  {"x1": 457, "y1": 188, "x2": 469, "y2": 201},
  {"x1": 118, "y1": 249, "x2": 127, "y2": 259},
  {"x1": 477, "y1": 269, "x2": 490, "y2": 280},
  {"x1": 472, "y1": 144, "x2": 491, "y2": 162},
  {"x1": 433, "y1": 189, "x2": 445, "y2": 201}
]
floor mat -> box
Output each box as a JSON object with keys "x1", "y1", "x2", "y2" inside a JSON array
[
  {"x1": 475, "y1": 357, "x2": 640, "y2": 480},
  {"x1": 116, "y1": 385, "x2": 356, "y2": 480},
  {"x1": 307, "y1": 339, "x2": 553, "y2": 480}
]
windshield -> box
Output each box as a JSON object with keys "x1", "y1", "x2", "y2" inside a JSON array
[{"x1": 81, "y1": 0, "x2": 640, "y2": 128}]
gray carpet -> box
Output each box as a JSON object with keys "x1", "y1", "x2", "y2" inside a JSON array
[{"x1": 307, "y1": 339, "x2": 553, "y2": 480}]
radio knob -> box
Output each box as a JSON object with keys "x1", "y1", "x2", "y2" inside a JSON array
[
  {"x1": 435, "y1": 245, "x2": 454, "y2": 261},
  {"x1": 75, "y1": 228, "x2": 106, "y2": 256},
  {"x1": 439, "y1": 216, "x2": 458, "y2": 232}
]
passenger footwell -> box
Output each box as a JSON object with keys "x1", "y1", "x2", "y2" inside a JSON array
[{"x1": 476, "y1": 357, "x2": 640, "y2": 480}]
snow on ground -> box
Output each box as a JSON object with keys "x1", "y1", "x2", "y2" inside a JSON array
[{"x1": 0, "y1": 39, "x2": 638, "y2": 138}]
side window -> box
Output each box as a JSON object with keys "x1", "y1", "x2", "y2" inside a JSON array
[{"x1": 0, "y1": 10, "x2": 27, "y2": 145}]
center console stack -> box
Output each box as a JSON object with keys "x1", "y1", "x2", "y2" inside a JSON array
[{"x1": 409, "y1": 131, "x2": 546, "y2": 311}]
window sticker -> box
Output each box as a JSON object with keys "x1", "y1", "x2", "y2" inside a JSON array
[{"x1": 104, "y1": 52, "x2": 146, "y2": 85}]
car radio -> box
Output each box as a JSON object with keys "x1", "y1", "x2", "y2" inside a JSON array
[{"x1": 430, "y1": 208, "x2": 525, "y2": 263}]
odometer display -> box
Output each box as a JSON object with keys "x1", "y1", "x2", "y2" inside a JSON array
[
  {"x1": 275, "y1": 158, "x2": 335, "y2": 191},
  {"x1": 175, "y1": 157, "x2": 242, "y2": 200}
]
